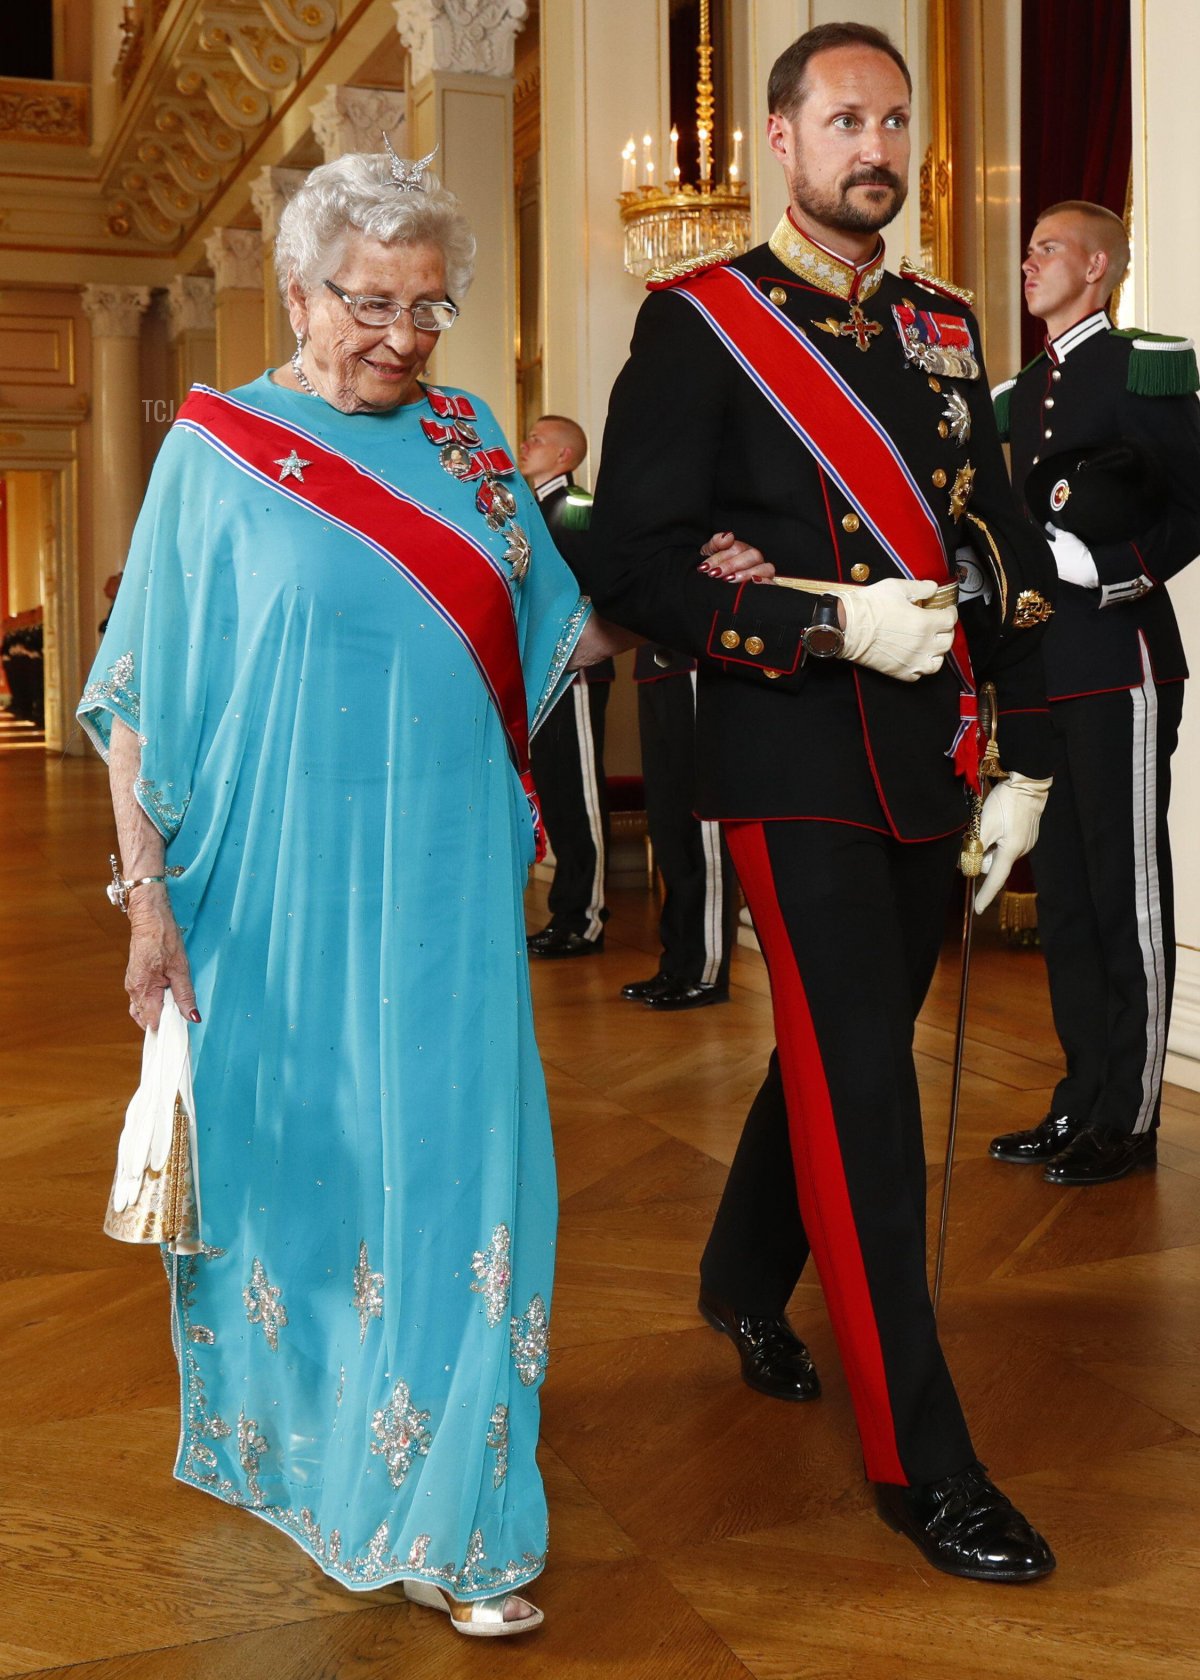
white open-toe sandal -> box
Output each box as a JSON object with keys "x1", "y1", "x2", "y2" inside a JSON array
[{"x1": 403, "y1": 1578, "x2": 545, "y2": 1637}]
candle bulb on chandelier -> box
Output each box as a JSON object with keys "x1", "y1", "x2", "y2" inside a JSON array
[
  {"x1": 730, "y1": 127, "x2": 743, "y2": 184},
  {"x1": 669, "y1": 125, "x2": 680, "y2": 182},
  {"x1": 698, "y1": 123, "x2": 711, "y2": 184},
  {"x1": 642, "y1": 133, "x2": 653, "y2": 186},
  {"x1": 621, "y1": 138, "x2": 636, "y2": 194}
]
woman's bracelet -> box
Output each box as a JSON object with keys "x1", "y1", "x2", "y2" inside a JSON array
[{"x1": 105, "y1": 853, "x2": 181, "y2": 913}]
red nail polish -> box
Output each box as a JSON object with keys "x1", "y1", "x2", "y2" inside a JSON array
[{"x1": 189, "y1": 1009, "x2": 202, "y2": 1023}]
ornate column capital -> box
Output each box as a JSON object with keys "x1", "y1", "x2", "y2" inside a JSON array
[
  {"x1": 250, "y1": 165, "x2": 309, "y2": 240},
  {"x1": 309, "y1": 84, "x2": 408, "y2": 161},
  {"x1": 393, "y1": 0, "x2": 529, "y2": 81},
  {"x1": 164, "y1": 275, "x2": 216, "y2": 341},
  {"x1": 204, "y1": 226, "x2": 263, "y2": 291},
  {"x1": 81, "y1": 284, "x2": 152, "y2": 339}
]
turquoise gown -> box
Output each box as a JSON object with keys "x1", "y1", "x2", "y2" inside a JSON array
[{"x1": 78, "y1": 374, "x2": 589, "y2": 1596}]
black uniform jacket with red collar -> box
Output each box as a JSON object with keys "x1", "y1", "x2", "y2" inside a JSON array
[
  {"x1": 585, "y1": 228, "x2": 1056, "y2": 839},
  {"x1": 1000, "y1": 312, "x2": 1200, "y2": 700}
]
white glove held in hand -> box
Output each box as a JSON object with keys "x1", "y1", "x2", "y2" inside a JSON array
[
  {"x1": 974, "y1": 771, "x2": 1053, "y2": 914},
  {"x1": 839, "y1": 577, "x2": 958, "y2": 682},
  {"x1": 1044, "y1": 523, "x2": 1099, "y2": 589}
]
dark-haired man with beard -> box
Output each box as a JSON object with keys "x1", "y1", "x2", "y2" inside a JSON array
[{"x1": 587, "y1": 22, "x2": 1059, "y2": 1580}]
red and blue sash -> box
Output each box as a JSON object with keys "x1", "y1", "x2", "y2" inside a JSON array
[
  {"x1": 676, "y1": 265, "x2": 980, "y2": 787},
  {"x1": 174, "y1": 385, "x2": 541, "y2": 817}
]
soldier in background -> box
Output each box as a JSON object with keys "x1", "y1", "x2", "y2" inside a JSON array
[
  {"x1": 989, "y1": 201, "x2": 1200, "y2": 1183},
  {"x1": 521, "y1": 416, "x2": 614, "y2": 958}
]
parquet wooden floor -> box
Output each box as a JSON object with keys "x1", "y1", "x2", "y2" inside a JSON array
[{"x1": 4, "y1": 747, "x2": 1199, "y2": 1680}]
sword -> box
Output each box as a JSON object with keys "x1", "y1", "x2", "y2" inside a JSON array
[{"x1": 932, "y1": 681, "x2": 1002, "y2": 1316}]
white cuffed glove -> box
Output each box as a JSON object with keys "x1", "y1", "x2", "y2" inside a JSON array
[
  {"x1": 1044, "y1": 523, "x2": 1099, "y2": 589},
  {"x1": 839, "y1": 577, "x2": 957, "y2": 682},
  {"x1": 974, "y1": 771, "x2": 1053, "y2": 914}
]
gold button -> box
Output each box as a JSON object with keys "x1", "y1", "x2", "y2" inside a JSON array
[
  {"x1": 744, "y1": 635, "x2": 765, "y2": 656},
  {"x1": 768, "y1": 285, "x2": 788, "y2": 307},
  {"x1": 841, "y1": 512, "x2": 861, "y2": 533},
  {"x1": 932, "y1": 468, "x2": 948, "y2": 488},
  {"x1": 928, "y1": 375, "x2": 942, "y2": 392},
  {"x1": 937, "y1": 421, "x2": 949, "y2": 438},
  {"x1": 763, "y1": 667, "x2": 782, "y2": 679},
  {"x1": 850, "y1": 563, "x2": 870, "y2": 583},
  {"x1": 720, "y1": 629, "x2": 740, "y2": 650}
]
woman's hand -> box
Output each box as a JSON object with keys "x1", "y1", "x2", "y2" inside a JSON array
[
  {"x1": 125, "y1": 885, "x2": 198, "y2": 1032},
  {"x1": 698, "y1": 530, "x2": 776, "y2": 582}
]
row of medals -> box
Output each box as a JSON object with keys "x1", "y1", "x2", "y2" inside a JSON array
[{"x1": 421, "y1": 387, "x2": 531, "y2": 583}]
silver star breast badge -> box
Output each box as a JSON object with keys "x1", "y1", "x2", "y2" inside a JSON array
[{"x1": 275, "y1": 448, "x2": 312, "y2": 482}]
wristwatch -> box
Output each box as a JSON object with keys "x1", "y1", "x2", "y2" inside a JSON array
[{"x1": 801, "y1": 593, "x2": 845, "y2": 659}]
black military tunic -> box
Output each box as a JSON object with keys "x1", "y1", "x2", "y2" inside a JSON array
[
  {"x1": 998, "y1": 311, "x2": 1200, "y2": 1138},
  {"x1": 587, "y1": 214, "x2": 1055, "y2": 1488},
  {"x1": 528, "y1": 473, "x2": 613, "y2": 943}
]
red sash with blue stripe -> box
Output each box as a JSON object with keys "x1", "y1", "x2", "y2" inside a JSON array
[
  {"x1": 174, "y1": 386, "x2": 538, "y2": 807},
  {"x1": 676, "y1": 265, "x2": 979, "y2": 787}
]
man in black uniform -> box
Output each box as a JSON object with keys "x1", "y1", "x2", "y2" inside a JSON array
[
  {"x1": 621, "y1": 643, "x2": 739, "y2": 1009},
  {"x1": 988, "y1": 201, "x2": 1200, "y2": 1182},
  {"x1": 587, "y1": 23, "x2": 1059, "y2": 1580},
  {"x1": 521, "y1": 415, "x2": 615, "y2": 958}
]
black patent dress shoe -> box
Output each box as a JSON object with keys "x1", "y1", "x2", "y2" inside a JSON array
[
  {"x1": 642, "y1": 978, "x2": 729, "y2": 1011},
  {"x1": 621, "y1": 972, "x2": 675, "y2": 1002},
  {"x1": 988, "y1": 1112, "x2": 1081, "y2": 1164},
  {"x1": 874, "y1": 1461, "x2": 1056, "y2": 1582},
  {"x1": 527, "y1": 925, "x2": 603, "y2": 958},
  {"x1": 698, "y1": 1290, "x2": 820, "y2": 1401},
  {"x1": 1043, "y1": 1127, "x2": 1157, "y2": 1185}
]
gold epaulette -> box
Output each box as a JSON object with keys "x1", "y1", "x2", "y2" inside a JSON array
[
  {"x1": 898, "y1": 257, "x2": 975, "y2": 309},
  {"x1": 646, "y1": 243, "x2": 737, "y2": 291}
]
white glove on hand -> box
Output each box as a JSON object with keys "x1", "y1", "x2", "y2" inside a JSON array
[
  {"x1": 974, "y1": 771, "x2": 1053, "y2": 914},
  {"x1": 1044, "y1": 523, "x2": 1099, "y2": 589},
  {"x1": 839, "y1": 577, "x2": 957, "y2": 682}
]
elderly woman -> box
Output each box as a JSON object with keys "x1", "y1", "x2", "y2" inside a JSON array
[{"x1": 77, "y1": 149, "x2": 642, "y2": 1639}]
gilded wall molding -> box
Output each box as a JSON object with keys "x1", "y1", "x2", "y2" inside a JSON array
[
  {"x1": 104, "y1": 0, "x2": 338, "y2": 253},
  {"x1": 0, "y1": 80, "x2": 89, "y2": 146}
]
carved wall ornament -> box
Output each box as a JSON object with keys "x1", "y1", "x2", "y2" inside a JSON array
[
  {"x1": 205, "y1": 226, "x2": 264, "y2": 291},
  {"x1": 392, "y1": 0, "x2": 530, "y2": 81},
  {"x1": 81, "y1": 286, "x2": 153, "y2": 340},
  {"x1": 249, "y1": 166, "x2": 309, "y2": 238},
  {"x1": 310, "y1": 85, "x2": 408, "y2": 162},
  {"x1": 165, "y1": 275, "x2": 217, "y2": 340},
  {"x1": 199, "y1": 8, "x2": 303, "y2": 93}
]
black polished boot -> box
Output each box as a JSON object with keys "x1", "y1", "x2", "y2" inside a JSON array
[
  {"x1": 643, "y1": 978, "x2": 729, "y2": 1011},
  {"x1": 620, "y1": 972, "x2": 675, "y2": 1002},
  {"x1": 698, "y1": 1290, "x2": 820, "y2": 1401},
  {"x1": 526, "y1": 923, "x2": 603, "y2": 958},
  {"x1": 1043, "y1": 1127, "x2": 1157, "y2": 1185},
  {"x1": 874, "y1": 1462, "x2": 1055, "y2": 1582},
  {"x1": 988, "y1": 1112, "x2": 1082, "y2": 1164}
]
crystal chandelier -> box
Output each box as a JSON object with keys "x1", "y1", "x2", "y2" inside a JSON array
[{"x1": 617, "y1": 0, "x2": 751, "y2": 278}]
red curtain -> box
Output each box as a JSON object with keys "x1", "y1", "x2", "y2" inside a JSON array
[{"x1": 1020, "y1": 0, "x2": 1131, "y2": 361}]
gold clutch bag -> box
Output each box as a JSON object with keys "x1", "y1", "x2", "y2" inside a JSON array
[{"x1": 104, "y1": 990, "x2": 203, "y2": 1256}]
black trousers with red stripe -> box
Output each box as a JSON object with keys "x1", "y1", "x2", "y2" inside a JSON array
[
  {"x1": 702, "y1": 819, "x2": 975, "y2": 1487},
  {"x1": 1032, "y1": 674, "x2": 1184, "y2": 1138}
]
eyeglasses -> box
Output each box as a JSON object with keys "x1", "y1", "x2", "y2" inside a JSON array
[{"x1": 323, "y1": 280, "x2": 458, "y2": 332}]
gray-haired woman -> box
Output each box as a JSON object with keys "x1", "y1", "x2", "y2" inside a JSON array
[{"x1": 79, "y1": 148, "x2": 643, "y2": 1638}]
